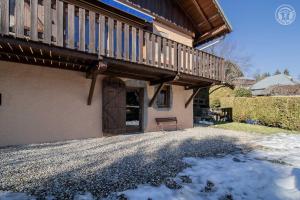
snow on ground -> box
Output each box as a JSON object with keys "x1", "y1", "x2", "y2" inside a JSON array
[
  {"x1": 1, "y1": 131, "x2": 300, "y2": 200},
  {"x1": 119, "y1": 133, "x2": 300, "y2": 200}
]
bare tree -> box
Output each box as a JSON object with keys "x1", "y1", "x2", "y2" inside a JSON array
[
  {"x1": 202, "y1": 38, "x2": 252, "y2": 82},
  {"x1": 283, "y1": 68, "x2": 290, "y2": 76},
  {"x1": 274, "y1": 69, "x2": 281, "y2": 75}
]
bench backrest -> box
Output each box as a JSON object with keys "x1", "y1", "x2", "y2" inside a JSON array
[{"x1": 155, "y1": 117, "x2": 177, "y2": 123}]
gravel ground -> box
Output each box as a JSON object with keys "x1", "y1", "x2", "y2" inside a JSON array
[{"x1": 0, "y1": 127, "x2": 258, "y2": 199}]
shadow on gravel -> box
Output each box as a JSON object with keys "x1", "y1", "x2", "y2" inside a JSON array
[{"x1": 0, "y1": 134, "x2": 252, "y2": 199}]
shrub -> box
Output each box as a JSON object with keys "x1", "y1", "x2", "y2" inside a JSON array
[
  {"x1": 234, "y1": 88, "x2": 252, "y2": 97},
  {"x1": 210, "y1": 99, "x2": 221, "y2": 108},
  {"x1": 209, "y1": 85, "x2": 234, "y2": 109},
  {"x1": 220, "y1": 97, "x2": 300, "y2": 131}
]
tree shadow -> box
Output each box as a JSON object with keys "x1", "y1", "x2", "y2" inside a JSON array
[{"x1": 1, "y1": 132, "x2": 292, "y2": 200}]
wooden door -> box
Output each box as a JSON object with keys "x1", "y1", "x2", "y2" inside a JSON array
[{"x1": 102, "y1": 77, "x2": 126, "y2": 135}]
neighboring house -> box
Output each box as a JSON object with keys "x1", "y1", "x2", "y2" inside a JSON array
[
  {"x1": 232, "y1": 77, "x2": 256, "y2": 89},
  {"x1": 0, "y1": 0, "x2": 232, "y2": 146},
  {"x1": 251, "y1": 74, "x2": 299, "y2": 96},
  {"x1": 264, "y1": 85, "x2": 300, "y2": 96}
]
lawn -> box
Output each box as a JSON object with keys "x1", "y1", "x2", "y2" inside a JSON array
[{"x1": 214, "y1": 122, "x2": 299, "y2": 134}]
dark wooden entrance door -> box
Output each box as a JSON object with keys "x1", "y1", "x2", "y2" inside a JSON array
[{"x1": 102, "y1": 77, "x2": 126, "y2": 135}]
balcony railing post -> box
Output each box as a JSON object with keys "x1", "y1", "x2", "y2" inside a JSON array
[
  {"x1": 138, "y1": 29, "x2": 143, "y2": 63},
  {"x1": 0, "y1": 0, "x2": 9, "y2": 35},
  {"x1": 173, "y1": 42, "x2": 178, "y2": 72},
  {"x1": 56, "y1": 0, "x2": 64, "y2": 47},
  {"x1": 44, "y1": 0, "x2": 52, "y2": 44},
  {"x1": 177, "y1": 44, "x2": 182, "y2": 72},
  {"x1": 15, "y1": 0, "x2": 25, "y2": 38},
  {"x1": 67, "y1": 4, "x2": 75, "y2": 49},
  {"x1": 89, "y1": 11, "x2": 96, "y2": 54},
  {"x1": 30, "y1": 0, "x2": 38, "y2": 41},
  {"x1": 157, "y1": 37, "x2": 162, "y2": 67},
  {"x1": 132, "y1": 27, "x2": 137, "y2": 62},
  {"x1": 79, "y1": 8, "x2": 86, "y2": 51},
  {"x1": 99, "y1": 14, "x2": 106, "y2": 56},
  {"x1": 151, "y1": 34, "x2": 156, "y2": 66}
]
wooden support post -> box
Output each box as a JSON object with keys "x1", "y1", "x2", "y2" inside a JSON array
[
  {"x1": 149, "y1": 83, "x2": 164, "y2": 107},
  {"x1": 185, "y1": 87, "x2": 202, "y2": 108},
  {"x1": 87, "y1": 73, "x2": 97, "y2": 105}
]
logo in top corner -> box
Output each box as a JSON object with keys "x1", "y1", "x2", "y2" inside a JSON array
[{"x1": 275, "y1": 4, "x2": 296, "y2": 25}]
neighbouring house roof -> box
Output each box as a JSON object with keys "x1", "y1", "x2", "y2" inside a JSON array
[
  {"x1": 232, "y1": 77, "x2": 256, "y2": 88},
  {"x1": 251, "y1": 74, "x2": 298, "y2": 96},
  {"x1": 112, "y1": 0, "x2": 232, "y2": 46},
  {"x1": 265, "y1": 85, "x2": 300, "y2": 96}
]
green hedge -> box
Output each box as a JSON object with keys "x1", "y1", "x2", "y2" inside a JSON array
[
  {"x1": 234, "y1": 88, "x2": 252, "y2": 97},
  {"x1": 220, "y1": 97, "x2": 300, "y2": 131}
]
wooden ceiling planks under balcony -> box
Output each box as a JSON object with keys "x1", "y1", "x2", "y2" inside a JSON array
[
  {"x1": 101, "y1": 57, "x2": 218, "y2": 88},
  {"x1": 0, "y1": 36, "x2": 98, "y2": 72}
]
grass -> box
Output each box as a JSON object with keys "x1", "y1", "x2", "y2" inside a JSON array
[{"x1": 214, "y1": 122, "x2": 299, "y2": 134}]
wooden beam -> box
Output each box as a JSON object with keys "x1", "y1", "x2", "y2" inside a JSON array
[
  {"x1": 149, "y1": 83, "x2": 164, "y2": 107},
  {"x1": 190, "y1": 0, "x2": 212, "y2": 29},
  {"x1": 185, "y1": 87, "x2": 202, "y2": 108},
  {"x1": 150, "y1": 74, "x2": 180, "y2": 86},
  {"x1": 86, "y1": 61, "x2": 100, "y2": 79},
  {"x1": 194, "y1": 25, "x2": 227, "y2": 46},
  {"x1": 87, "y1": 73, "x2": 98, "y2": 105}
]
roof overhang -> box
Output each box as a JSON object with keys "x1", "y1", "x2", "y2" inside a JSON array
[
  {"x1": 84, "y1": 0, "x2": 232, "y2": 47},
  {"x1": 175, "y1": 0, "x2": 232, "y2": 46}
]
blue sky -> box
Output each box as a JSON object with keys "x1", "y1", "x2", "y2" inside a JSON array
[
  {"x1": 219, "y1": 0, "x2": 300, "y2": 79},
  {"x1": 101, "y1": 0, "x2": 299, "y2": 79}
]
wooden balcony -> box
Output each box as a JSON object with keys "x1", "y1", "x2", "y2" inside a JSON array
[{"x1": 0, "y1": 0, "x2": 225, "y2": 86}]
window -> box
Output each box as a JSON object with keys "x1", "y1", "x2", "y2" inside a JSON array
[{"x1": 157, "y1": 85, "x2": 171, "y2": 108}]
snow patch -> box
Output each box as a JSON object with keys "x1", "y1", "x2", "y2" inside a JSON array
[{"x1": 120, "y1": 133, "x2": 300, "y2": 200}]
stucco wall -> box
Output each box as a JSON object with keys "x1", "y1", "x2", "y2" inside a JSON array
[
  {"x1": 0, "y1": 61, "x2": 103, "y2": 146},
  {"x1": 146, "y1": 84, "x2": 193, "y2": 132},
  {"x1": 122, "y1": 79, "x2": 194, "y2": 132},
  {"x1": 153, "y1": 21, "x2": 193, "y2": 47},
  {"x1": 0, "y1": 61, "x2": 193, "y2": 146}
]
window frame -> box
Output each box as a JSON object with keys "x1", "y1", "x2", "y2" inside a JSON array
[{"x1": 156, "y1": 85, "x2": 171, "y2": 108}]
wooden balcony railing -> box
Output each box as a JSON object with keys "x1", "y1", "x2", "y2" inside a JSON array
[{"x1": 0, "y1": 0, "x2": 225, "y2": 82}]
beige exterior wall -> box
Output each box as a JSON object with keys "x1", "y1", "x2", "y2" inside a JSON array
[
  {"x1": 0, "y1": 61, "x2": 193, "y2": 146},
  {"x1": 123, "y1": 79, "x2": 194, "y2": 132},
  {"x1": 153, "y1": 21, "x2": 194, "y2": 47},
  {"x1": 0, "y1": 61, "x2": 104, "y2": 146},
  {"x1": 146, "y1": 84, "x2": 193, "y2": 132}
]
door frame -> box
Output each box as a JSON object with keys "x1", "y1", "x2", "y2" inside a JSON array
[{"x1": 126, "y1": 87, "x2": 144, "y2": 133}]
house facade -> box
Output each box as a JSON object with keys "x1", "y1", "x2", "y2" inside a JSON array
[
  {"x1": 232, "y1": 77, "x2": 256, "y2": 89},
  {"x1": 0, "y1": 0, "x2": 232, "y2": 146},
  {"x1": 251, "y1": 74, "x2": 299, "y2": 96}
]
